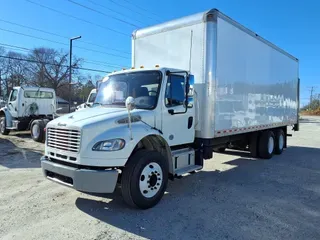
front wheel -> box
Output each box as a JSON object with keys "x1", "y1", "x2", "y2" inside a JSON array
[
  {"x1": 121, "y1": 150, "x2": 169, "y2": 209},
  {"x1": 0, "y1": 116, "x2": 10, "y2": 135}
]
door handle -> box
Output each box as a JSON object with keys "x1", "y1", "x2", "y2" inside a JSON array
[
  {"x1": 168, "y1": 109, "x2": 174, "y2": 115},
  {"x1": 188, "y1": 117, "x2": 193, "y2": 129}
]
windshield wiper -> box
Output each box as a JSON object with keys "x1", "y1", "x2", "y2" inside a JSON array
[{"x1": 92, "y1": 102, "x2": 102, "y2": 106}]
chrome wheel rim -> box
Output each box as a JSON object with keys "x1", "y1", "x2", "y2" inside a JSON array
[
  {"x1": 279, "y1": 134, "x2": 284, "y2": 150},
  {"x1": 268, "y1": 136, "x2": 274, "y2": 154},
  {"x1": 32, "y1": 124, "x2": 40, "y2": 138},
  {"x1": 139, "y1": 162, "x2": 163, "y2": 198}
]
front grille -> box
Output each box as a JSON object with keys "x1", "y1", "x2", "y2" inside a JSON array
[{"x1": 47, "y1": 128, "x2": 81, "y2": 152}]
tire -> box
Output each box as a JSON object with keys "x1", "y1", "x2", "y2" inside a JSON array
[
  {"x1": 258, "y1": 130, "x2": 275, "y2": 159},
  {"x1": 249, "y1": 133, "x2": 259, "y2": 158},
  {"x1": 121, "y1": 149, "x2": 169, "y2": 209},
  {"x1": 0, "y1": 116, "x2": 10, "y2": 135},
  {"x1": 30, "y1": 120, "x2": 45, "y2": 142},
  {"x1": 274, "y1": 129, "x2": 285, "y2": 155}
]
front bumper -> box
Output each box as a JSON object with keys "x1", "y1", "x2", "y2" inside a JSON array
[{"x1": 41, "y1": 156, "x2": 119, "y2": 193}]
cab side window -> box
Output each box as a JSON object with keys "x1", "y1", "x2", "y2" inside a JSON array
[
  {"x1": 165, "y1": 75, "x2": 185, "y2": 107},
  {"x1": 9, "y1": 89, "x2": 18, "y2": 102}
]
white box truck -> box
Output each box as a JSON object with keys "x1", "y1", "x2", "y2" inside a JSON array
[{"x1": 40, "y1": 9, "x2": 299, "y2": 209}]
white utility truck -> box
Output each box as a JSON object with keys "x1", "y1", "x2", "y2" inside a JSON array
[
  {"x1": 41, "y1": 9, "x2": 299, "y2": 209},
  {"x1": 0, "y1": 86, "x2": 56, "y2": 142},
  {"x1": 75, "y1": 88, "x2": 97, "y2": 111}
]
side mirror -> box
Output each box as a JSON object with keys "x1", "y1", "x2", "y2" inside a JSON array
[
  {"x1": 125, "y1": 96, "x2": 135, "y2": 111},
  {"x1": 125, "y1": 96, "x2": 135, "y2": 140}
]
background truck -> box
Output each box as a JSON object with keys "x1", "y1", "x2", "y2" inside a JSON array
[
  {"x1": 0, "y1": 86, "x2": 57, "y2": 142},
  {"x1": 75, "y1": 88, "x2": 97, "y2": 111},
  {"x1": 40, "y1": 9, "x2": 299, "y2": 209}
]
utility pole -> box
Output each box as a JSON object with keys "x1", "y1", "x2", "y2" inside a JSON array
[
  {"x1": 308, "y1": 86, "x2": 317, "y2": 104},
  {"x1": 69, "y1": 36, "x2": 81, "y2": 113}
]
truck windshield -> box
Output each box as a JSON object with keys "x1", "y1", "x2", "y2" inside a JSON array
[{"x1": 94, "y1": 71, "x2": 162, "y2": 109}]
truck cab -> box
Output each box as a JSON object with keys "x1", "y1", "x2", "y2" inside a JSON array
[
  {"x1": 41, "y1": 67, "x2": 199, "y2": 209},
  {"x1": 75, "y1": 89, "x2": 97, "y2": 111},
  {"x1": 0, "y1": 86, "x2": 56, "y2": 142}
]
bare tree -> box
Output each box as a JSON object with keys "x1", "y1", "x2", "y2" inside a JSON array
[
  {"x1": 27, "y1": 48, "x2": 82, "y2": 99},
  {"x1": 0, "y1": 51, "x2": 30, "y2": 95}
]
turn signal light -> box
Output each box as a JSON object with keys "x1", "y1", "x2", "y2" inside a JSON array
[{"x1": 140, "y1": 65, "x2": 144, "y2": 68}]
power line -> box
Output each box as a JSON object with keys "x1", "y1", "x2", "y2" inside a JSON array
[
  {"x1": 0, "y1": 55, "x2": 110, "y2": 73},
  {"x1": 0, "y1": 28, "x2": 129, "y2": 59},
  {"x1": 0, "y1": 42, "x2": 127, "y2": 68},
  {"x1": 121, "y1": 0, "x2": 162, "y2": 20},
  {"x1": 86, "y1": 0, "x2": 145, "y2": 26},
  {"x1": 68, "y1": 0, "x2": 140, "y2": 28},
  {"x1": 0, "y1": 18, "x2": 130, "y2": 55},
  {"x1": 108, "y1": 0, "x2": 159, "y2": 23},
  {"x1": 84, "y1": 60, "x2": 127, "y2": 68},
  {"x1": 0, "y1": 43, "x2": 30, "y2": 52},
  {"x1": 26, "y1": 0, "x2": 129, "y2": 37}
]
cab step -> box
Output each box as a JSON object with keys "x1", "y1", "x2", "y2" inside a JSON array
[{"x1": 175, "y1": 165, "x2": 203, "y2": 176}]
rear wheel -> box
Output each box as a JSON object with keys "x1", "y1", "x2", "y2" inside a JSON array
[
  {"x1": 30, "y1": 120, "x2": 45, "y2": 142},
  {"x1": 0, "y1": 116, "x2": 10, "y2": 135},
  {"x1": 121, "y1": 150, "x2": 169, "y2": 209},
  {"x1": 258, "y1": 131, "x2": 275, "y2": 159},
  {"x1": 274, "y1": 129, "x2": 285, "y2": 155}
]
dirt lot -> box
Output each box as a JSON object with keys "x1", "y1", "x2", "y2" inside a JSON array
[{"x1": 1, "y1": 117, "x2": 320, "y2": 240}]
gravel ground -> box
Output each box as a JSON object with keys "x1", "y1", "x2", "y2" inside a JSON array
[{"x1": 0, "y1": 117, "x2": 320, "y2": 240}]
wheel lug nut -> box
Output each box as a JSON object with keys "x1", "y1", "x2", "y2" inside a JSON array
[{"x1": 157, "y1": 173, "x2": 160, "y2": 176}]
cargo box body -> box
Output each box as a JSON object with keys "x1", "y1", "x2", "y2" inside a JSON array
[{"x1": 132, "y1": 9, "x2": 299, "y2": 139}]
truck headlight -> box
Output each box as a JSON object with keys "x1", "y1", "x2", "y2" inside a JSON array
[{"x1": 92, "y1": 139, "x2": 125, "y2": 151}]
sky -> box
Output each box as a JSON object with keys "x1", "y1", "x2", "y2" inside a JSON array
[{"x1": 0, "y1": 0, "x2": 320, "y2": 106}]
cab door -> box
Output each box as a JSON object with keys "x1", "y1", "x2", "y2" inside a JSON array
[
  {"x1": 161, "y1": 73, "x2": 195, "y2": 146},
  {"x1": 7, "y1": 89, "x2": 19, "y2": 118}
]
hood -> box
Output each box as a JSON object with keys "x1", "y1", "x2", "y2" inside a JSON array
[{"x1": 48, "y1": 106, "x2": 152, "y2": 128}]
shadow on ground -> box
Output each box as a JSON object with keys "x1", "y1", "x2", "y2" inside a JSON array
[
  {"x1": 0, "y1": 138, "x2": 42, "y2": 169},
  {"x1": 76, "y1": 146, "x2": 320, "y2": 240}
]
